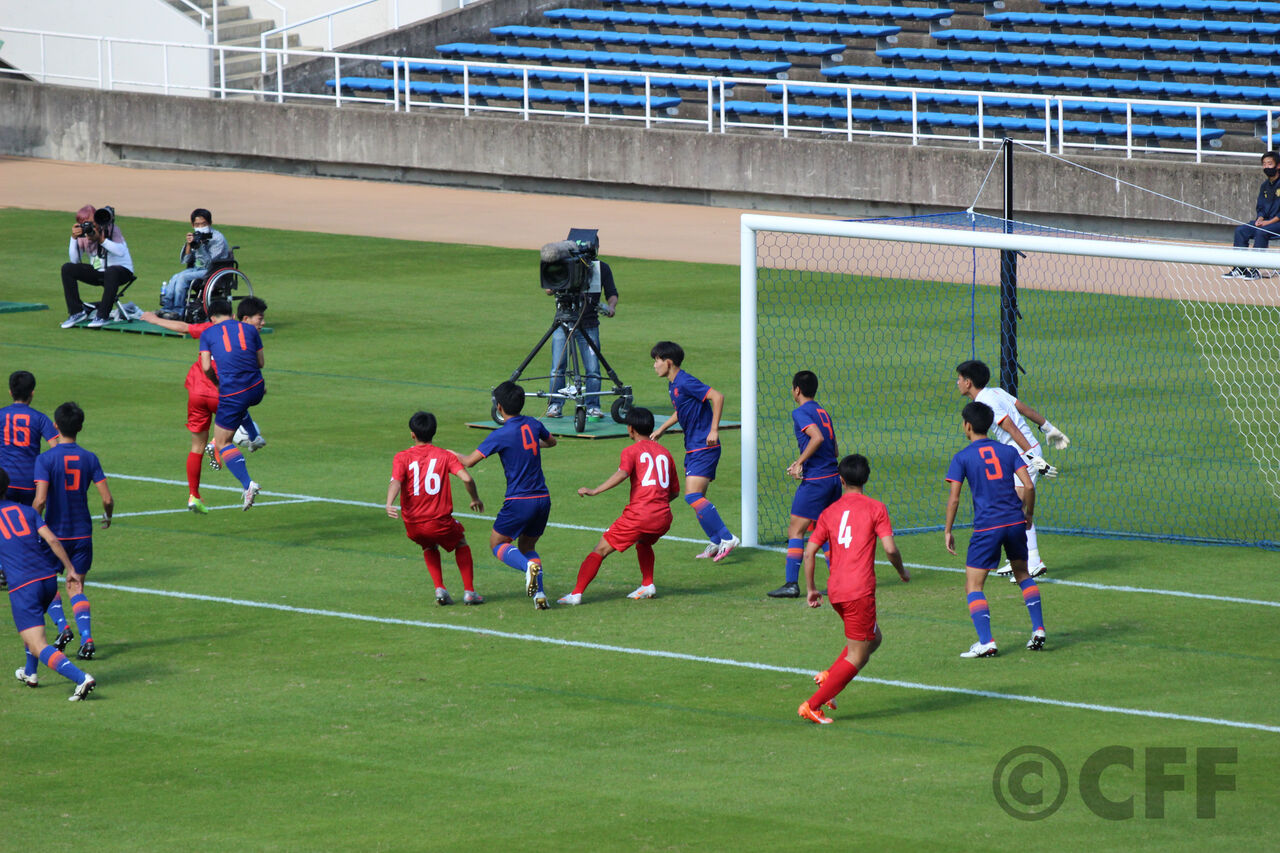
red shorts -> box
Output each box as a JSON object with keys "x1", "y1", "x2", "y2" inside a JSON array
[
  {"x1": 187, "y1": 391, "x2": 219, "y2": 433},
  {"x1": 603, "y1": 509, "x2": 672, "y2": 553},
  {"x1": 404, "y1": 518, "x2": 465, "y2": 552},
  {"x1": 830, "y1": 595, "x2": 878, "y2": 642}
]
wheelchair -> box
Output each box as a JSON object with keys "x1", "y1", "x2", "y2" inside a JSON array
[{"x1": 178, "y1": 246, "x2": 256, "y2": 323}]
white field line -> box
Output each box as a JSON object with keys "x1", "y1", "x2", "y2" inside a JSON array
[
  {"x1": 109, "y1": 473, "x2": 1280, "y2": 609},
  {"x1": 91, "y1": 581, "x2": 1280, "y2": 734}
]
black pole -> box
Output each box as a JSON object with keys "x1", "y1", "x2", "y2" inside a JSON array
[{"x1": 999, "y1": 137, "x2": 1019, "y2": 397}]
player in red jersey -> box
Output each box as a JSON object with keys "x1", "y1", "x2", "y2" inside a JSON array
[
  {"x1": 141, "y1": 302, "x2": 246, "y2": 513},
  {"x1": 559, "y1": 408, "x2": 680, "y2": 604},
  {"x1": 386, "y1": 411, "x2": 485, "y2": 606},
  {"x1": 797, "y1": 454, "x2": 909, "y2": 725}
]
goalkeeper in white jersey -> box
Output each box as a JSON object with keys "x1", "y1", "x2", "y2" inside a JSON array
[{"x1": 955, "y1": 360, "x2": 1071, "y2": 578}]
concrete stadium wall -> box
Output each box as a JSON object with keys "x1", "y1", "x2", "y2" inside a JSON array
[{"x1": 0, "y1": 77, "x2": 1257, "y2": 242}]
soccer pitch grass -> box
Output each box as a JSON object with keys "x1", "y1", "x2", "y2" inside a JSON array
[{"x1": 0, "y1": 208, "x2": 1276, "y2": 851}]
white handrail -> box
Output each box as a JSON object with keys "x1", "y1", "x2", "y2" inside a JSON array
[
  {"x1": 258, "y1": 0, "x2": 392, "y2": 73},
  {"x1": 171, "y1": 0, "x2": 211, "y2": 31},
  {"x1": 0, "y1": 26, "x2": 1268, "y2": 164}
]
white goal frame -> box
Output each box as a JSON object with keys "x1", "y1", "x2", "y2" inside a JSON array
[{"x1": 739, "y1": 213, "x2": 1280, "y2": 548}]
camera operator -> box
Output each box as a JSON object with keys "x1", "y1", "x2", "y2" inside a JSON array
[
  {"x1": 157, "y1": 208, "x2": 232, "y2": 320},
  {"x1": 60, "y1": 205, "x2": 134, "y2": 329},
  {"x1": 544, "y1": 257, "x2": 617, "y2": 420}
]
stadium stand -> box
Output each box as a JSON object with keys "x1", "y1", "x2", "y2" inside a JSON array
[
  {"x1": 382, "y1": 61, "x2": 733, "y2": 92},
  {"x1": 489, "y1": 25, "x2": 848, "y2": 61},
  {"x1": 1038, "y1": 0, "x2": 1280, "y2": 14},
  {"x1": 767, "y1": 83, "x2": 1269, "y2": 123},
  {"x1": 877, "y1": 47, "x2": 1280, "y2": 81},
  {"x1": 329, "y1": 77, "x2": 684, "y2": 113},
  {"x1": 821, "y1": 64, "x2": 1280, "y2": 103},
  {"x1": 930, "y1": 29, "x2": 1280, "y2": 59},
  {"x1": 720, "y1": 100, "x2": 1228, "y2": 143},
  {"x1": 984, "y1": 12, "x2": 1280, "y2": 35},
  {"x1": 434, "y1": 43, "x2": 792, "y2": 77},
  {"x1": 599, "y1": 0, "x2": 955, "y2": 24},
  {"x1": 542, "y1": 8, "x2": 902, "y2": 41}
]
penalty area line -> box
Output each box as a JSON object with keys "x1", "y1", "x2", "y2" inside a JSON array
[
  {"x1": 93, "y1": 580, "x2": 1280, "y2": 734},
  {"x1": 107, "y1": 473, "x2": 1280, "y2": 608}
]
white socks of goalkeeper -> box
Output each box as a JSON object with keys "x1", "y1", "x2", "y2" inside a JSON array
[{"x1": 1026, "y1": 524, "x2": 1042, "y2": 567}]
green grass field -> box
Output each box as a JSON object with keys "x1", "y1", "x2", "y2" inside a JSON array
[{"x1": 0, "y1": 208, "x2": 1276, "y2": 851}]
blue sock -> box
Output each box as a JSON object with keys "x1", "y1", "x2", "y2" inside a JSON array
[
  {"x1": 47, "y1": 593, "x2": 69, "y2": 632},
  {"x1": 526, "y1": 550, "x2": 545, "y2": 593},
  {"x1": 494, "y1": 542, "x2": 530, "y2": 573},
  {"x1": 784, "y1": 538, "x2": 804, "y2": 584},
  {"x1": 241, "y1": 416, "x2": 261, "y2": 441},
  {"x1": 967, "y1": 591, "x2": 993, "y2": 644},
  {"x1": 70, "y1": 593, "x2": 92, "y2": 643},
  {"x1": 24, "y1": 649, "x2": 38, "y2": 677},
  {"x1": 1018, "y1": 578, "x2": 1044, "y2": 632},
  {"x1": 220, "y1": 446, "x2": 253, "y2": 489},
  {"x1": 39, "y1": 645, "x2": 87, "y2": 685},
  {"x1": 686, "y1": 493, "x2": 733, "y2": 543}
]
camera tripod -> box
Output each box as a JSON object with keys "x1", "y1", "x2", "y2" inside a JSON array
[{"x1": 495, "y1": 298, "x2": 632, "y2": 434}]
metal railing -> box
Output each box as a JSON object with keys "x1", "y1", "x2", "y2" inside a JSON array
[
  {"x1": 1, "y1": 27, "x2": 1272, "y2": 163},
  {"x1": 258, "y1": 0, "x2": 455, "y2": 72}
]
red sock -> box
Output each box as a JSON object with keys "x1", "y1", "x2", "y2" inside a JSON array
[
  {"x1": 636, "y1": 542, "x2": 655, "y2": 587},
  {"x1": 808, "y1": 656, "x2": 858, "y2": 709},
  {"x1": 574, "y1": 552, "x2": 604, "y2": 595},
  {"x1": 186, "y1": 452, "x2": 203, "y2": 498},
  {"x1": 422, "y1": 549, "x2": 445, "y2": 588},
  {"x1": 456, "y1": 546, "x2": 475, "y2": 592}
]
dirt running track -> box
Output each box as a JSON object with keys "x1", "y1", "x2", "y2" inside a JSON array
[{"x1": 0, "y1": 156, "x2": 823, "y2": 265}]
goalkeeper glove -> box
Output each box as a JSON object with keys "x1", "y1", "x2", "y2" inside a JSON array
[
  {"x1": 1028, "y1": 456, "x2": 1058, "y2": 478},
  {"x1": 1040, "y1": 420, "x2": 1071, "y2": 451}
]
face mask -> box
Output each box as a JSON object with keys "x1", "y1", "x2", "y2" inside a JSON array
[
  {"x1": 195, "y1": 226, "x2": 212, "y2": 233},
  {"x1": 1266, "y1": 167, "x2": 1278, "y2": 179}
]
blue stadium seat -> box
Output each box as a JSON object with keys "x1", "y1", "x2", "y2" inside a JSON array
[
  {"x1": 543, "y1": 8, "x2": 902, "y2": 40},
  {"x1": 985, "y1": 12, "x2": 1280, "y2": 36},
  {"x1": 490, "y1": 25, "x2": 847, "y2": 58},
  {"x1": 822, "y1": 64, "x2": 1280, "y2": 103},
  {"x1": 327, "y1": 77, "x2": 684, "y2": 113},
  {"x1": 1039, "y1": 0, "x2": 1280, "y2": 14},
  {"x1": 382, "y1": 60, "x2": 735, "y2": 91},
  {"x1": 933, "y1": 28, "x2": 1280, "y2": 58},
  {"x1": 600, "y1": 0, "x2": 954, "y2": 22},
  {"x1": 435, "y1": 43, "x2": 792, "y2": 76},
  {"x1": 768, "y1": 82, "x2": 1270, "y2": 121},
  {"x1": 721, "y1": 99, "x2": 1228, "y2": 141},
  {"x1": 878, "y1": 47, "x2": 1280, "y2": 80}
]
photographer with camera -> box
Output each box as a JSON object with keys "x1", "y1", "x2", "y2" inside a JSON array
[
  {"x1": 157, "y1": 208, "x2": 232, "y2": 320},
  {"x1": 543, "y1": 232, "x2": 618, "y2": 420},
  {"x1": 60, "y1": 205, "x2": 134, "y2": 329}
]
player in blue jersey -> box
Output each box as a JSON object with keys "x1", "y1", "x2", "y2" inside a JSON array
[
  {"x1": 943, "y1": 402, "x2": 1046, "y2": 659},
  {"x1": 199, "y1": 296, "x2": 268, "y2": 510},
  {"x1": 2, "y1": 468, "x2": 96, "y2": 700},
  {"x1": 649, "y1": 341, "x2": 739, "y2": 561},
  {"x1": 34, "y1": 402, "x2": 113, "y2": 660},
  {"x1": 458, "y1": 381, "x2": 558, "y2": 609},
  {"x1": 0, "y1": 371, "x2": 60, "y2": 507},
  {"x1": 769, "y1": 371, "x2": 840, "y2": 598}
]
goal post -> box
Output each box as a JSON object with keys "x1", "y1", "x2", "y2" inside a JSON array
[{"x1": 741, "y1": 213, "x2": 1280, "y2": 550}]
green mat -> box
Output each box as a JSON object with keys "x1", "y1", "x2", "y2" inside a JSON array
[
  {"x1": 62, "y1": 318, "x2": 273, "y2": 336},
  {"x1": 467, "y1": 418, "x2": 741, "y2": 439},
  {"x1": 0, "y1": 302, "x2": 49, "y2": 314}
]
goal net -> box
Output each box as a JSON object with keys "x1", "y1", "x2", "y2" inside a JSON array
[{"x1": 740, "y1": 212, "x2": 1280, "y2": 550}]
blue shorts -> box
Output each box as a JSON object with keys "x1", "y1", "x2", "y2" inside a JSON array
[
  {"x1": 683, "y1": 445, "x2": 721, "y2": 480},
  {"x1": 215, "y1": 382, "x2": 265, "y2": 432},
  {"x1": 9, "y1": 575, "x2": 57, "y2": 632},
  {"x1": 966, "y1": 522, "x2": 1028, "y2": 571},
  {"x1": 493, "y1": 496, "x2": 551, "y2": 540},
  {"x1": 5, "y1": 486, "x2": 34, "y2": 507},
  {"x1": 58, "y1": 537, "x2": 93, "y2": 576},
  {"x1": 791, "y1": 475, "x2": 841, "y2": 520}
]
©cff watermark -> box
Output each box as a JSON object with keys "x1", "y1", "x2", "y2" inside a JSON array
[{"x1": 992, "y1": 745, "x2": 1237, "y2": 821}]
